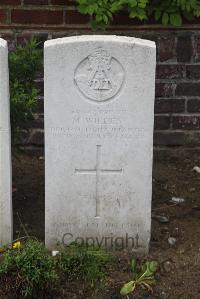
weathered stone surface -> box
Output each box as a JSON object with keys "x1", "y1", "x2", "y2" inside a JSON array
[
  {"x1": 45, "y1": 35, "x2": 156, "y2": 253},
  {"x1": 0, "y1": 38, "x2": 12, "y2": 246}
]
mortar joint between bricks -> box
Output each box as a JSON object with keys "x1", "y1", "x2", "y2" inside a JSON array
[{"x1": 12, "y1": 6, "x2": 64, "y2": 11}]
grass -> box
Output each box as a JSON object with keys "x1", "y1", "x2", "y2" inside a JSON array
[{"x1": 0, "y1": 239, "x2": 112, "y2": 298}]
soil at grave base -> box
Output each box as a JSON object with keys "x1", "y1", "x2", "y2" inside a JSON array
[{"x1": 8, "y1": 148, "x2": 200, "y2": 299}]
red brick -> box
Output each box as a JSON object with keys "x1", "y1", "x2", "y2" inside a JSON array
[
  {"x1": 24, "y1": 0, "x2": 48, "y2": 4},
  {"x1": 0, "y1": 9, "x2": 7, "y2": 23},
  {"x1": 51, "y1": 0, "x2": 75, "y2": 4},
  {"x1": 159, "y1": 36, "x2": 176, "y2": 62},
  {"x1": 176, "y1": 83, "x2": 200, "y2": 96},
  {"x1": 155, "y1": 99, "x2": 185, "y2": 114},
  {"x1": 111, "y1": 11, "x2": 158, "y2": 26},
  {"x1": 177, "y1": 34, "x2": 192, "y2": 63},
  {"x1": 154, "y1": 115, "x2": 171, "y2": 130},
  {"x1": 156, "y1": 83, "x2": 176, "y2": 97},
  {"x1": 11, "y1": 9, "x2": 63, "y2": 24},
  {"x1": 0, "y1": 0, "x2": 21, "y2": 4},
  {"x1": 187, "y1": 99, "x2": 200, "y2": 113},
  {"x1": 156, "y1": 64, "x2": 185, "y2": 79},
  {"x1": 154, "y1": 131, "x2": 200, "y2": 146},
  {"x1": 112, "y1": 11, "x2": 141, "y2": 26},
  {"x1": 172, "y1": 116, "x2": 200, "y2": 130},
  {"x1": 65, "y1": 10, "x2": 89, "y2": 24},
  {"x1": 51, "y1": 0, "x2": 65, "y2": 3},
  {"x1": 193, "y1": 36, "x2": 200, "y2": 62},
  {"x1": 154, "y1": 132, "x2": 187, "y2": 146},
  {"x1": 186, "y1": 65, "x2": 200, "y2": 80}
]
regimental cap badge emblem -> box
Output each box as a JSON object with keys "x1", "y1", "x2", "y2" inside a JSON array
[{"x1": 74, "y1": 48, "x2": 125, "y2": 103}]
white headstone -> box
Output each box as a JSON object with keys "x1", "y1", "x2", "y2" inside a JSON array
[
  {"x1": 0, "y1": 38, "x2": 12, "y2": 246},
  {"x1": 45, "y1": 35, "x2": 156, "y2": 253}
]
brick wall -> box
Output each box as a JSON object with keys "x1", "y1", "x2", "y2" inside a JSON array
[{"x1": 0, "y1": 0, "x2": 200, "y2": 148}]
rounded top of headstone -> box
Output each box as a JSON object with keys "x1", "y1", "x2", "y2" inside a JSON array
[
  {"x1": 44, "y1": 35, "x2": 155, "y2": 49},
  {"x1": 0, "y1": 38, "x2": 7, "y2": 48}
]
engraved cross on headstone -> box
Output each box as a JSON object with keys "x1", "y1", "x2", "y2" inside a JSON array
[{"x1": 75, "y1": 145, "x2": 123, "y2": 218}]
